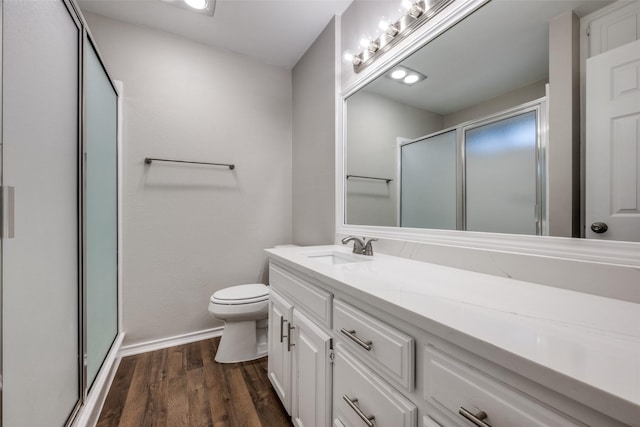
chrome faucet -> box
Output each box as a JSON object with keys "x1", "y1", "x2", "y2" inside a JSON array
[{"x1": 341, "y1": 236, "x2": 377, "y2": 256}]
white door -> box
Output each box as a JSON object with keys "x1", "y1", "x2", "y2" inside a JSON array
[
  {"x1": 291, "y1": 309, "x2": 332, "y2": 427},
  {"x1": 268, "y1": 290, "x2": 293, "y2": 414},
  {"x1": 586, "y1": 39, "x2": 640, "y2": 241},
  {"x1": 2, "y1": 0, "x2": 82, "y2": 424}
]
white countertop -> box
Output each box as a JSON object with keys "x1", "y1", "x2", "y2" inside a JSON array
[{"x1": 265, "y1": 245, "x2": 640, "y2": 423}]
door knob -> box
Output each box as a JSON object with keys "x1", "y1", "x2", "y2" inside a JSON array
[{"x1": 590, "y1": 222, "x2": 608, "y2": 233}]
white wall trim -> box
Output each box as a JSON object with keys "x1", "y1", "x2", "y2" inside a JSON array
[
  {"x1": 72, "y1": 332, "x2": 125, "y2": 427},
  {"x1": 336, "y1": 0, "x2": 640, "y2": 268},
  {"x1": 118, "y1": 327, "x2": 224, "y2": 358}
]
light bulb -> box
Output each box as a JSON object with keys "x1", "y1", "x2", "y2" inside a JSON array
[
  {"x1": 391, "y1": 69, "x2": 407, "y2": 79},
  {"x1": 378, "y1": 18, "x2": 391, "y2": 32},
  {"x1": 400, "y1": 0, "x2": 413, "y2": 11},
  {"x1": 359, "y1": 38, "x2": 371, "y2": 49},
  {"x1": 403, "y1": 74, "x2": 420, "y2": 84},
  {"x1": 184, "y1": 0, "x2": 207, "y2": 9}
]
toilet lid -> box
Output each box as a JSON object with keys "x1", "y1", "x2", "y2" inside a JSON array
[{"x1": 211, "y1": 284, "x2": 269, "y2": 305}]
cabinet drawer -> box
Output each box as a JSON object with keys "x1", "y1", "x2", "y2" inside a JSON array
[
  {"x1": 424, "y1": 346, "x2": 581, "y2": 427},
  {"x1": 334, "y1": 344, "x2": 417, "y2": 427},
  {"x1": 269, "y1": 264, "x2": 332, "y2": 327},
  {"x1": 334, "y1": 299, "x2": 414, "y2": 389}
]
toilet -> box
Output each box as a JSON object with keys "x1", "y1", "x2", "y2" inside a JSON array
[{"x1": 208, "y1": 283, "x2": 269, "y2": 363}]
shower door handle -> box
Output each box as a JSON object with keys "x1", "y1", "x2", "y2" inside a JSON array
[{"x1": 1, "y1": 186, "x2": 15, "y2": 238}]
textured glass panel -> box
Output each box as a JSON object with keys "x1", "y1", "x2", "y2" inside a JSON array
[
  {"x1": 86, "y1": 41, "x2": 118, "y2": 389},
  {"x1": 465, "y1": 111, "x2": 537, "y2": 235},
  {"x1": 401, "y1": 130, "x2": 457, "y2": 229},
  {"x1": 3, "y1": 0, "x2": 80, "y2": 424}
]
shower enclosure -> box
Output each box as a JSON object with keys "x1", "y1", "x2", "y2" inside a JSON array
[{"x1": 1, "y1": 0, "x2": 120, "y2": 424}]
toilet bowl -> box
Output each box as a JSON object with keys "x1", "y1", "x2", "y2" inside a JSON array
[{"x1": 208, "y1": 283, "x2": 269, "y2": 363}]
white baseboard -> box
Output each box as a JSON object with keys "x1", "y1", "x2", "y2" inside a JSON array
[
  {"x1": 118, "y1": 326, "x2": 224, "y2": 358},
  {"x1": 72, "y1": 332, "x2": 125, "y2": 427}
]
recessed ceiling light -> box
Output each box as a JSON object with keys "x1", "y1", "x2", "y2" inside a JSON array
[
  {"x1": 184, "y1": 0, "x2": 207, "y2": 9},
  {"x1": 385, "y1": 66, "x2": 426, "y2": 85},
  {"x1": 391, "y1": 69, "x2": 407, "y2": 79},
  {"x1": 161, "y1": 0, "x2": 215, "y2": 16},
  {"x1": 403, "y1": 74, "x2": 420, "y2": 84}
]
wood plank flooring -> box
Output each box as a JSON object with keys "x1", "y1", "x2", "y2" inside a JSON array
[{"x1": 98, "y1": 337, "x2": 293, "y2": 427}]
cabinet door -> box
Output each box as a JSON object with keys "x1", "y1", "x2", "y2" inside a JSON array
[
  {"x1": 268, "y1": 290, "x2": 293, "y2": 413},
  {"x1": 292, "y1": 309, "x2": 332, "y2": 427}
]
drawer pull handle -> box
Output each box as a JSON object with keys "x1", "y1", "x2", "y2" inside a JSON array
[
  {"x1": 287, "y1": 324, "x2": 295, "y2": 352},
  {"x1": 340, "y1": 328, "x2": 372, "y2": 351},
  {"x1": 343, "y1": 395, "x2": 375, "y2": 427},
  {"x1": 280, "y1": 316, "x2": 287, "y2": 343},
  {"x1": 459, "y1": 407, "x2": 491, "y2": 427}
]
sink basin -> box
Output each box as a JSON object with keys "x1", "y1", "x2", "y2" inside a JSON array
[{"x1": 307, "y1": 251, "x2": 372, "y2": 265}]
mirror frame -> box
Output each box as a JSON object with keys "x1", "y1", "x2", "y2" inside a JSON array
[{"x1": 336, "y1": 0, "x2": 640, "y2": 267}]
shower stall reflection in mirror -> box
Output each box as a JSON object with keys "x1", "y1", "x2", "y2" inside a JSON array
[{"x1": 399, "y1": 98, "x2": 547, "y2": 236}]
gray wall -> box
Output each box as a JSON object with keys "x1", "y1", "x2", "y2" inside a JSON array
[
  {"x1": 443, "y1": 79, "x2": 547, "y2": 128},
  {"x1": 292, "y1": 18, "x2": 336, "y2": 246},
  {"x1": 85, "y1": 13, "x2": 293, "y2": 346},
  {"x1": 346, "y1": 90, "x2": 443, "y2": 226}
]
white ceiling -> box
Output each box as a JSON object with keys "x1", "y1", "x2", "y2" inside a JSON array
[
  {"x1": 362, "y1": 0, "x2": 612, "y2": 114},
  {"x1": 78, "y1": 0, "x2": 353, "y2": 69}
]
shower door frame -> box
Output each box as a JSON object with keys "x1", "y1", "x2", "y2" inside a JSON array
[{"x1": 399, "y1": 97, "x2": 548, "y2": 235}]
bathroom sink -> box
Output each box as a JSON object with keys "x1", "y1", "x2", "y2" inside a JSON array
[{"x1": 306, "y1": 251, "x2": 372, "y2": 265}]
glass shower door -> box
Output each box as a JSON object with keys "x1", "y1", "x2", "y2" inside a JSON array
[
  {"x1": 85, "y1": 38, "x2": 118, "y2": 390},
  {"x1": 2, "y1": 0, "x2": 82, "y2": 424},
  {"x1": 400, "y1": 130, "x2": 457, "y2": 229},
  {"x1": 464, "y1": 110, "x2": 539, "y2": 235}
]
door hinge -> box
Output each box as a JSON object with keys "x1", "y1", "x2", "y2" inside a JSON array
[
  {"x1": 586, "y1": 25, "x2": 590, "y2": 36},
  {"x1": 329, "y1": 349, "x2": 335, "y2": 364}
]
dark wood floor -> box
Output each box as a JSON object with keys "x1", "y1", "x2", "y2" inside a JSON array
[{"x1": 98, "y1": 337, "x2": 293, "y2": 427}]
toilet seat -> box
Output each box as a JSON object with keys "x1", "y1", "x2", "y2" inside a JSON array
[{"x1": 211, "y1": 283, "x2": 269, "y2": 305}]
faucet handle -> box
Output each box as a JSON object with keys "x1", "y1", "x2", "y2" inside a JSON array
[
  {"x1": 363, "y1": 238, "x2": 378, "y2": 256},
  {"x1": 341, "y1": 236, "x2": 365, "y2": 254}
]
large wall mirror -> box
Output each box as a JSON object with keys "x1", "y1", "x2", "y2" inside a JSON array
[{"x1": 343, "y1": 0, "x2": 640, "y2": 243}]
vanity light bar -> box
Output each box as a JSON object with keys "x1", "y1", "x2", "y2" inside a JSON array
[{"x1": 351, "y1": 0, "x2": 454, "y2": 73}]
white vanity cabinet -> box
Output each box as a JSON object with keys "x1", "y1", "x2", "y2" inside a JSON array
[
  {"x1": 266, "y1": 247, "x2": 639, "y2": 427},
  {"x1": 268, "y1": 264, "x2": 334, "y2": 427}
]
